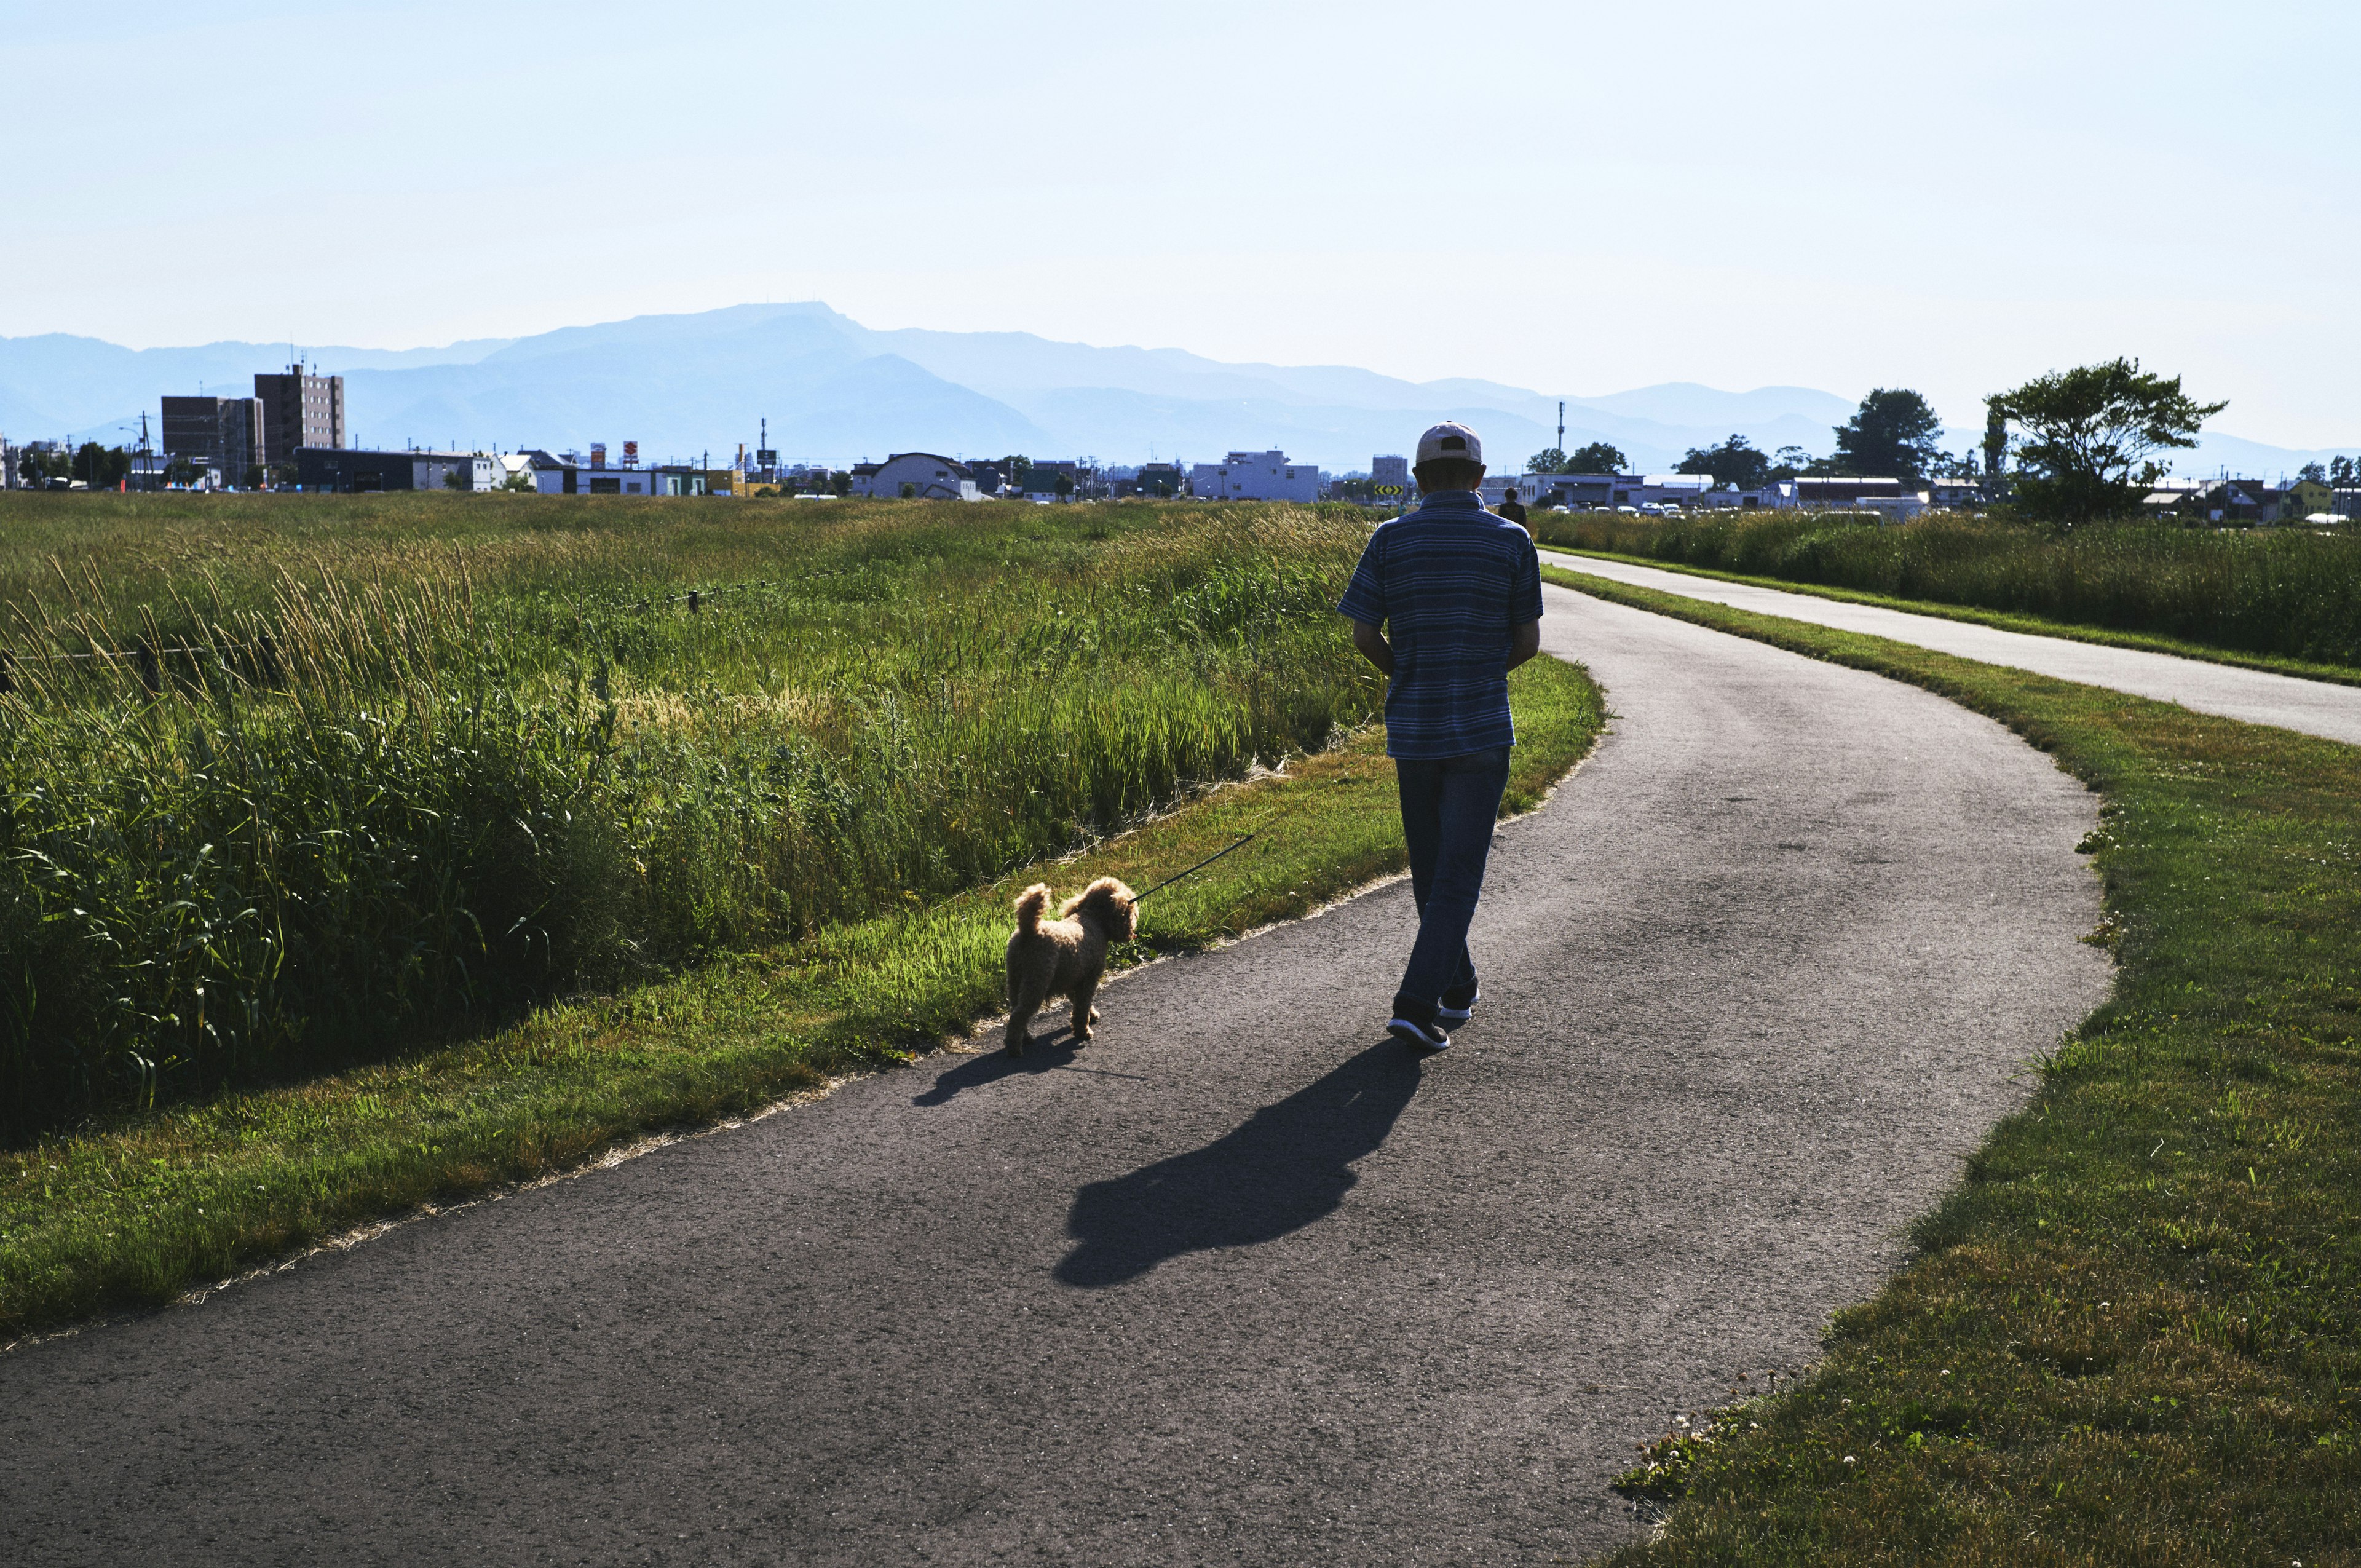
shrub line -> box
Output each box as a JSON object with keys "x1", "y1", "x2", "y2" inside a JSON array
[{"x1": 1541, "y1": 544, "x2": 2361, "y2": 689}]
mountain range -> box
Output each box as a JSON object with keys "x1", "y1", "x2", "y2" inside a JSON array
[{"x1": 0, "y1": 302, "x2": 2341, "y2": 481}]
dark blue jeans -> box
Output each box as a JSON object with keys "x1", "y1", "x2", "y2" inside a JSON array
[{"x1": 1391, "y1": 746, "x2": 1511, "y2": 1026}]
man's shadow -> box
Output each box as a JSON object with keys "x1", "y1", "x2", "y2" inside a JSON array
[{"x1": 1054, "y1": 1040, "x2": 1423, "y2": 1289}]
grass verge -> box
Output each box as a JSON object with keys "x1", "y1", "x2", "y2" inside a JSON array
[
  {"x1": 1541, "y1": 564, "x2": 2361, "y2": 1563},
  {"x1": 1541, "y1": 544, "x2": 2361, "y2": 689},
  {"x1": 0, "y1": 654, "x2": 1604, "y2": 1345}
]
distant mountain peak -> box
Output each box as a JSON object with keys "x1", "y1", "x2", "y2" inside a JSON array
[{"x1": 3, "y1": 304, "x2": 2332, "y2": 474}]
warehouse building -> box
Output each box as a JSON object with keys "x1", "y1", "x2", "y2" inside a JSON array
[{"x1": 296, "y1": 448, "x2": 494, "y2": 493}]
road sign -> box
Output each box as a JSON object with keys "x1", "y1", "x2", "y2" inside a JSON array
[{"x1": 1372, "y1": 484, "x2": 1406, "y2": 496}]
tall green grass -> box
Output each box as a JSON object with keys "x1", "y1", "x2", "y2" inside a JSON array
[
  {"x1": 1538, "y1": 510, "x2": 2361, "y2": 668},
  {"x1": 0, "y1": 495, "x2": 1380, "y2": 1134}
]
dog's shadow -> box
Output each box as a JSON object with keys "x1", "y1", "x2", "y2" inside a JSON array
[
  {"x1": 913, "y1": 1029, "x2": 1090, "y2": 1106},
  {"x1": 1054, "y1": 1039, "x2": 1423, "y2": 1289}
]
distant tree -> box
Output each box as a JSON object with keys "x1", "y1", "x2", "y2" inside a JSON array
[
  {"x1": 243, "y1": 463, "x2": 269, "y2": 490},
  {"x1": 443, "y1": 467, "x2": 469, "y2": 490},
  {"x1": 2298, "y1": 461, "x2": 2328, "y2": 485},
  {"x1": 1054, "y1": 473, "x2": 1074, "y2": 498},
  {"x1": 1768, "y1": 445, "x2": 1811, "y2": 483},
  {"x1": 2333, "y1": 455, "x2": 2359, "y2": 488},
  {"x1": 1567, "y1": 441, "x2": 1627, "y2": 474},
  {"x1": 1527, "y1": 446, "x2": 1568, "y2": 474},
  {"x1": 1674, "y1": 434, "x2": 1770, "y2": 490},
  {"x1": 1987, "y1": 358, "x2": 2227, "y2": 526},
  {"x1": 16, "y1": 446, "x2": 62, "y2": 484},
  {"x1": 898, "y1": 481, "x2": 919, "y2": 499},
  {"x1": 73, "y1": 442, "x2": 130, "y2": 488},
  {"x1": 1982, "y1": 407, "x2": 2009, "y2": 478},
  {"x1": 830, "y1": 471, "x2": 852, "y2": 497},
  {"x1": 1832, "y1": 389, "x2": 1945, "y2": 481}
]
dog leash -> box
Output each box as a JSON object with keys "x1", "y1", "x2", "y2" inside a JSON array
[{"x1": 1131, "y1": 831, "x2": 1259, "y2": 904}]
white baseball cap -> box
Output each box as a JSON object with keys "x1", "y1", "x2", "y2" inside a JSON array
[{"x1": 1415, "y1": 421, "x2": 1483, "y2": 466}]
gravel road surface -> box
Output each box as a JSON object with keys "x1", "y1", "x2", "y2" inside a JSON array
[
  {"x1": 1548, "y1": 550, "x2": 2361, "y2": 746},
  {"x1": 2, "y1": 584, "x2": 2111, "y2": 1566}
]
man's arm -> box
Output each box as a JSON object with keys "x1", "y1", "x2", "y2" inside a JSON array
[
  {"x1": 1350, "y1": 618, "x2": 1394, "y2": 675},
  {"x1": 1506, "y1": 619, "x2": 1540, "y2": 671}
]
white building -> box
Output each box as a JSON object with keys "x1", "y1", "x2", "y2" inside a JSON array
[
  {"x1": 1524, "y1": 472, "x2": 1717, "y2": 509},
  {"x1": 1189, "y1": 449, "x2": 1319, "y2": 502},
  {"x1": 853, "y1": 452, "x2": 981, "y2": 501}
]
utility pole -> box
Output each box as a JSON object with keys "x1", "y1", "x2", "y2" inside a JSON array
[{"x1": 1557, "y1": 400, "x2": 1565, "y2": 459}]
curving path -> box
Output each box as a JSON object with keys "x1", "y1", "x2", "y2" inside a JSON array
[
  {"x1": 1547, "y1": 550, "x2": 2361, "y2": 746},
  {"x1": 1, "y1": 585, "x2": 2111, "y2": 1566}
]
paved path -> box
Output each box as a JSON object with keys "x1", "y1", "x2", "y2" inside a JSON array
[
  {"x1": 3, "y1": 585, "x2": 2111, "y2": 1567},
  {"x1": 1545, "y1": 550, "x2": 2361, "y2": 747}
]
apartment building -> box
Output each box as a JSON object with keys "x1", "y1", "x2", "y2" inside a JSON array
[
  {"x1": 253, "y1": 364, "x2": 346, "y2": 465},
  {"x1": 160, "y1": 395, "x2": 266, "y2": 481},
  {"x1": 1188, "y1": 449, "x2": 1319, "y2": 502}
]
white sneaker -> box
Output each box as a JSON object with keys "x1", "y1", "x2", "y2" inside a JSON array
[
  {"x1": 1387, "y1": 1017, "x2": 1450, "y2": 1051},
  {"x1": 1435, "y1": 990, "x2": 1481, "y2": 1025}
]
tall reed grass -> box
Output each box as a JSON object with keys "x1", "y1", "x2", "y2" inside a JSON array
[
  {"x1": 1539, "y1": 509, "x2": 2361, "y2": 667},
  {"x1": 0, "y1": 496, "x2": 1379, "y2": 1134}
]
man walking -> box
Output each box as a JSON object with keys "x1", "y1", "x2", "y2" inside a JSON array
[
  {"x1": 1336, "y1": 422, "x2": 1543, "y2": 1051},
  {"x1": 1496, "y1": 485, "x2": 1529, "y2": 532}
]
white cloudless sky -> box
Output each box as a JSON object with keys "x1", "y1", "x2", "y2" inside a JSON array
[{"x1": 4, "y1": 0, "x2": 2356, "y2": 441}]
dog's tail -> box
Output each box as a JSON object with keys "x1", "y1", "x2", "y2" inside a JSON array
[{"x1": 1013, "y1": 883, "x2": 1053, "y2": 934}]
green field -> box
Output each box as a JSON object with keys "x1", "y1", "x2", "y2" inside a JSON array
[
  {"x1": 0, "y1": 491, "x2": 1608, "y2": 1339},
  {"x1": 0, "y1": 492, "x2": 1385, "y2": 1133},
  {"x1": 1544, "y1": 564, "x2": 2361, "y2": 1565},
  {"x1": 1536, "y1": 509, "x2": 2361, "y2": 672}
]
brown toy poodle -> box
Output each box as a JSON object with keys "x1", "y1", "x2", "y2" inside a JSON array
[{"x1": 1003, "y1": 877, "x2": 1137, "y2": 1056}]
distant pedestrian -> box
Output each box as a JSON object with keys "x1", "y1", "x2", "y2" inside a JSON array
[
  {"x1": 1496, "y1": 485, "x2": 1529, "y2": 532},
  {"x1": 1336, "y1": 422, "x2": 1543, "y2": 1052}
]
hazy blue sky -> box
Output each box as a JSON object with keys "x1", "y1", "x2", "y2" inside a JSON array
[{"x1": 4, "y1": 0, "x2": 2356, "y2": 441}]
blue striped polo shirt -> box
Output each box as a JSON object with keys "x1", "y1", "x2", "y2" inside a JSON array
[{"x1": 1335, "y1": 491, "x2": 1544, "y2": 759}]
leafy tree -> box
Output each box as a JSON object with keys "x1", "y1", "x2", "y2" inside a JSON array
[
  {"x1": 73, "y1": 442, "x2": 130, "y2": 488},
  {"x1": 1982, "y1": 408, "x2": 2009, "y2": 479},
  {"x1": 243, "y1": 463, "x2": 269, "y2": 490},
  {"x1": 1527, "y1": 446, "x2": 1568, "y2": 474},
  {"x1": 443, "y1": 467, "x2": 469, "y2": 490},
  {"x1": 1674, "y1": 434, "x2": 1770, "y2": 490},
  {"x1": 1988, "y1": 358, "x2": 2227, "y2": 526},
  {"x1": 2332, "y1": 455, "x2": 2358, "y2": 488},
  {"x1": 2298, "y1": 461, "x2": 2327, "y2": 485},
  {"x1": 829, "y1": 471, "x2": 852, "y2": 497},
  {"x1": 1768, "y1": 445, "x2": 1811, "y2": 483},
  {"x1": 1567, "y1": 441, "x2": 1627, "y2": 474},
  {"x1": 1832, "y1": 389, "x2": 1945, "y2": 481},
  {"x1": 1054, "y1": 473, "x2": 1074, "y2": 498}
]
